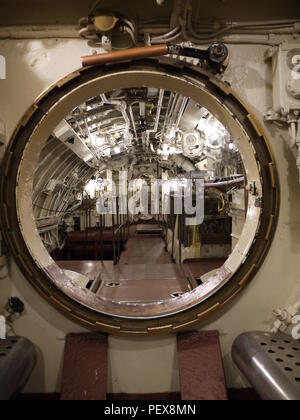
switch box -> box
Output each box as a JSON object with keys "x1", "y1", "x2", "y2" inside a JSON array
[{"x1": 271, "y1": 43, "x2": 300, "y2": 115}]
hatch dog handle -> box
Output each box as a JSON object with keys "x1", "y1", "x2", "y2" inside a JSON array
[{"x1": 82, "y1": 43, "x2": 228, "y2": 69}]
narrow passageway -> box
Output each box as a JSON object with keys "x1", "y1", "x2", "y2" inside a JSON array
[
  {"x1": 91, "y1": 224, "x2": 225, "y2": 302},
  {"x1": 96, "y1": 224, "x2": 192, "y2": 302},
  {"x1": 119, "y1": 224, "x2": 172, "y2": 265},
  {"x1": 56, "y1": 223, "x2": 227, "y2": 303}
]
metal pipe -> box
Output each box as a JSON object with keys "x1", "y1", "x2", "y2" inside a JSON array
[
  {"x1": 165, "y1": 216, "x2": 168, "y2": 247},
  {"x1": 0, "y1": 25, "x2": 79, "y2": 39},
  {"x1": 143, "y1": 89, "x2": 164, "y2": 148},
  {"x1": 100, "y1": 213, "x2": 103, "y2": 262},
  {"x1": 100, "y1": 94, "x2": 130, "y2": 127},
  {"x1": 180, "y1": 7, "x2": 279, "y2": 46},
  {"x1": 178, "y1": 213, "x2": 182, "y2": 265},
  {"x1": 151, "y1": 25, "x2": 181, "y2": 41},
  {"x1": 171, "y1": 95, "x2": 185, "y2": 127},
  {"x1": 151, "y1": 31, "x2": 183, "y2": 44},
  {"x1": 120, "y1": 25, "x2": 138, "y2": 46},
  {"x1": 112, "y1": 210, "x2": 116, "y2": 265},
  {"x1": 171, "y1": 213, "x2": 176, "y2": 262},
  {"x1": 185, "y1": 2, "x2": 297, "y2": 42},
  {"x1": 205, "y1": 177, "x2": 245, "y2": 188},
  {"x1": 117, "y1": 196, "x2": 121, "y2": 262},
  {"x1": 154, "y1": 89, "x2": 165, "y2": 132},
  {"x1": 82, "y1": 44, "x2": 169, "y2": 67},
  {"x1": 174, "y1": 97, "x2": 189, "y2": 130},
  {"x1": 167, "y1": 93, "x2": 179, "y2": 128},
  {"x1": 160, "y1": 92, "x2": 174, "y2": 141},
  {"x1": 159, "y1": 92, "x2": 179, "y2": 144},
  {"x1": 129, "y1": 105, "x2": 138, "y2": 143}
]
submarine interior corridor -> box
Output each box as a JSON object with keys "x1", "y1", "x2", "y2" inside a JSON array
[{"x1": 33, "y1": 87, "x2": 245, "y2": 307}]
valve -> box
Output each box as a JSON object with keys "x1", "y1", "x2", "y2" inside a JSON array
[{"x1": 6, "y1": 297, "x2": 25, "y2": 316}]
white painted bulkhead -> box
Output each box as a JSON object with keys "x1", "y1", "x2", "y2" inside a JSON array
[{"x1": 0, "y1": 35, "x2": 300, "y2": 393}]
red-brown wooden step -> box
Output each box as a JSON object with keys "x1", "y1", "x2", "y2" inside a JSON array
[
  {"x1": 177, "y1": 331, "x2": 227, "y2": 400},
  {"x1": 61, "y1": 333, "x2": 108, "y2": 400}
]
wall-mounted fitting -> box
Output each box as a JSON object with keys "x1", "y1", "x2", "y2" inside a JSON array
[
  {"x1": 265, "y1": 43, "x2": 300, "y2": 181},
  {"x1": 79, "y1": 11, "x2": 135, "y2": 49},
  {"x1": 92, "y1": 14, "x2": 119, "y2": 33},
  {"x1": 6, "y1": 297, "x2": 25, "y2": 316},
  {"x1": 2, "y1": 297, "x2": 25, "y2": 337},
  {"x1": 271, "y1": 301, "x2": 300, "y2": 333}
]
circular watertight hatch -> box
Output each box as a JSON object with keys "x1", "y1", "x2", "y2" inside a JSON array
[{"x1": 0, "y1": 59, "x2": 279, "y2": 335}]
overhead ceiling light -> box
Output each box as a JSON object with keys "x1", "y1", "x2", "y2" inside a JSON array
[
  {"x1": 84, "y1": 179, "x2": 98, "y2": 198},
  {"x1": 204, "y1": 125, "x2": 224, "y2": 149},
  {"x1": 91, "y1": 134, "x2": 105, "y2": 147}
]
